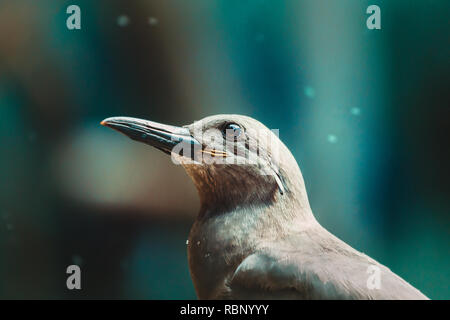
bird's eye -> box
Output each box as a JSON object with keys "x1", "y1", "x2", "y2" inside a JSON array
[{"x1": 223, "y1": 123, "x2": 242, "y2": 140}]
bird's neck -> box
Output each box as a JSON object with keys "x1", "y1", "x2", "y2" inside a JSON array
[
  {"x1": 184, "y1": 163, "x2": 314, "y2": 222},
  {"x1": 184, "y1": 165, "x2": 279, "y2": 217},
  {"x1": 187, "y1": 183, "x2": 317, "y2": 299}
]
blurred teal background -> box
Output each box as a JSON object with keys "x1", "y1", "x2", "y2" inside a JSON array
[{"x1": 0, "y1": 0, "x2": 449, "y2": 299}]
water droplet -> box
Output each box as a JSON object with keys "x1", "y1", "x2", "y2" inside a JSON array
[
  {"x1": 148, "y1": 17, "x2": 158, "y2": 26},
  {"x1": 186, "y1": 240, "x2": 189, "y2": 245},
  {"x1": 304, "y1": 86, "x2": 315, "y2": 98},
  {"x1": 117, "y1": 15, "x2": 130, "y2": 27},
  {"x1": 327, "y1": 134, "x2": 338, "y2": 144},
  {"x1": 196, "y1": 241, "x2": 201, "y2": 246},
  {"x1": 205, "y1": 253, "x2": 210, "y2": 258},
  {"x1": 71, "y1": 254, "x2": 83, "y2": 266},
  {"x1": 350, "y1": 107, "x2": 361, "y2": 116}
]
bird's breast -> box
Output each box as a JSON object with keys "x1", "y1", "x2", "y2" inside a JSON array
[{"x1": 187, "y1": 214, "x2": 259, "y2": 299}]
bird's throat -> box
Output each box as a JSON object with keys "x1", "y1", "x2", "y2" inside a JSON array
[{"x1": 184, "y1": 164, "x2": 281, "y2": 216}]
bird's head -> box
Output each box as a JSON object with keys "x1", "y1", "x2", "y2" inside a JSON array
[{"x1": 101, "y1": 114, "x2": 311, "y2": 215}]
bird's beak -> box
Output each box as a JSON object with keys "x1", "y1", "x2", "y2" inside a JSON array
[{"x1": 100, "y1": 116, "x2": 200, "y2": 156}]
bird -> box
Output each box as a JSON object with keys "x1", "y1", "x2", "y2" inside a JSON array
[{"x1": 101, "y1": 114, "x2": 429, "y2": 300}]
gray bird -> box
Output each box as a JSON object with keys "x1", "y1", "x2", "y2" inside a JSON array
[{"x1": 101, "y1": 114, "x2": 428, "y2": 300}]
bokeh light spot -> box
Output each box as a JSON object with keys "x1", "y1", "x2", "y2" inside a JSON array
[
  {"x1": 304, "y1": 86, "x2": 315, "y2": 98},
  {"x1": 350, "y1": 107, "x2": 361, "y2": 115},
  {"x1": 148, "y1": 17, "x2": 158, "y2": 26},
  {"x1": 117, "y1": 15, "x2": 130, "y2": 27},
  {"x1": 327, "y1": 134, "x2": 338, "y2": 143}
]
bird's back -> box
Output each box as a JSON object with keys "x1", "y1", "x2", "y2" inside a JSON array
[{"x1": 226, "y1": 225, "x2": 429, "y2": 300}]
